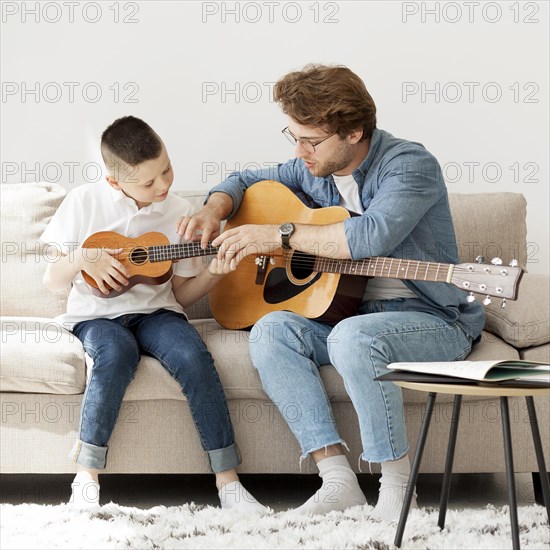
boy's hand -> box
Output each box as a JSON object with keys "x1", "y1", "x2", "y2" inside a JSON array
[
  {"x1": 80, "y1": 247, "x2": 130, "y2": 295},
  {"x1": 207, "y1": 257, "x2": 237, "y2": 276},
  {"x1": 177, "y1": 207, "x2": 221, "y2": 249}
]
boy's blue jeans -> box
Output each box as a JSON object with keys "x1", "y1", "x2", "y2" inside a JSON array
[
  {"x1": 70, "y1": 309, "x2": 240, "y2": 473},
  {"x1": 249, "y1": 298, "x2": 475, "y2": 464}
]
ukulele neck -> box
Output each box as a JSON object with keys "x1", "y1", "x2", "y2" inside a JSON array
[{"x1": 148, "y1": 243, "x2": 218, "y2": 262}]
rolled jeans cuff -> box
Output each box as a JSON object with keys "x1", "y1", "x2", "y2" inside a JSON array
[
  {"x1": 207, "y1": 442, "x2": 241, "y2": 473},
  {"x1": 69, "y1": 439, "x2": 108, "y2": 470}
]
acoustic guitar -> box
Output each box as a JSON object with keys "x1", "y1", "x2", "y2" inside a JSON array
[{"x1": 209, "y1": 181, "x2": 523, "y2": 329}]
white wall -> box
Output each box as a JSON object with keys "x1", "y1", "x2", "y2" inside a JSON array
[{"x1": 2, "y1": 0, "x2": 548, "y2": 273}]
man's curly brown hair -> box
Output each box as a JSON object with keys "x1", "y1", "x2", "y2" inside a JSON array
[{"x1": 274, "y1": 64, "x2": 377, "y2": 142}]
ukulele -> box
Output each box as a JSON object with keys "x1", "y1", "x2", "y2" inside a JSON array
[
  {"x1": 81, "y1": 231, "x2": 216, "y2": 297},
  {"x1": 209, "y1": 181, "x2": 523, "y2": 329}
]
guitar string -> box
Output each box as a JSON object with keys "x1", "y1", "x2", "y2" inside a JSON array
[
  {"x1": 84, "y1": 245, "x2": 516, "y2": 285},
  {"x1": 100, "y1": 247, "x2": 514, "y2": 277},
  {"x1": 92, "y1": 253, "x2": 512, "y2": 293}
]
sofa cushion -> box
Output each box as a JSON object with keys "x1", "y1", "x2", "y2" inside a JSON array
[
  {"x1": 125, "y1": 320, "x2": 268, "y2": 402},
  {"x1": 483, "y1": 273, "x2": 550, "y2": 348},
  {"x1": 123, "y1": 324, "x2": 519, "y2": 405},
  {"x1": 0, "y1": 317, "x2": 85, "y2": 394},
  {"x1": 449, "y1": 192, "x2": 527, "y2": 270},
  {"x1": 110, "y1": 319, "x2": 357, "y2": 403},
  {"x1": 520, "y1": 343, "x2": 550, "y2": 363},
  {"x1": 0, "y1": 182, "x2": 68, "y2": 318}
]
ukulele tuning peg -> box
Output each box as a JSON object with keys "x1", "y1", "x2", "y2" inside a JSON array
[
  {"x1": 483, "y1": 295, "x2": 492, "y2": 306},
  {"x1": 491, "y1": 257, "x2": 503, "y2": 266},
  {"x1": 467, "y1": 292, "x2": 476, "y2": 303},
  {"x1": 501, "y1": 299, "x2": 507, "y2": 309},
  {"x1": 475, "y1": 255, "x2": 485, "y2": 264},
  {"x1": 509, "y1": 259, "x2": 519, "y2": 267}
]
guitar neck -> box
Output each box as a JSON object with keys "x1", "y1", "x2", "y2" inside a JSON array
[
  {"x1": 148, "y1": 242, "x2": 218, "y2": 262},
  {"x1": 314, "y1": 256, "x2": 453, "y2": 283}
]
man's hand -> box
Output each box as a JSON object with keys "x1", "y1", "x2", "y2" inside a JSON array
[
  {"x1": 176, "y1": 192, "x2": 234, "y2": 249},
  {"x1": 212, "y1": 224, "x2": 280, "y2": 264},
  {"x1": 81, "y1": 247, "x2": 130, "y2": 295},
  {"x1": 176, "y1": 208, "x2": 221, "y2": 249}
]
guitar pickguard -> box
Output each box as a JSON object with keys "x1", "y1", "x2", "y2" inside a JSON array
[{"x1": 263, "y1": 268, "x2": 322, "y2": 304}]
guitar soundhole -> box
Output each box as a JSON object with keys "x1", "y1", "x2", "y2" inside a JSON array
[
  {"x1": 289, "y1": 251, "x2": 315, "y2": 279},
  {"x1": 263, "y1": 252, "x2": 321, "y2": 304},
  {"x1": 129, "y1": 247, "x2": 149, "y2": 265}
]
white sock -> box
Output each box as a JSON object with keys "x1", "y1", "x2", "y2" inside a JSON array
[
  {"x1": 218, "y1": 481, "x2": 268, "y2": 513},
  {"x1": 69, "y1": 472, "x2": 100, "y2": 508},
  {"x1": 294, "y1": 455, "x2": 367, "y2": 515},
  {"x1": 371, "y1": 455, "x2": 417, "y2": 522}
]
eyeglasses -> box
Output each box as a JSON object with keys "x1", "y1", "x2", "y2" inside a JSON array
[{"x1": 281, "y1": 126, "x2": 336, "y2": 154}]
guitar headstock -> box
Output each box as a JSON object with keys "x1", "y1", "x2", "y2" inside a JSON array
[{"x1": 451, "y1": 257, "x2": 523, "y2": 307}]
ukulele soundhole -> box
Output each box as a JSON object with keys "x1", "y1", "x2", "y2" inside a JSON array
[
  {"x1": 263, "y1": 252, "x2": 321, "y2": 304},
  {"x1": 129, "y1": 247, "x2": 149, "y2": 265}
]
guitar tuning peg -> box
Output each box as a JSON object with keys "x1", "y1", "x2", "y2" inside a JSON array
[
  {"x1": 491, "y1": 257, "x2": 503, "y2": 266},
  {"x1": 501, "y1": 299, "x2": 507, "y2": 309},
  {"x1": 269, "y1": 258, "x2": 275, "y2": 265},
  {"x1": 483, "y1": 295, "x2": 492, "y2": 306},
  {"x1": 467, "y1": 292, "x2": 476, "y2": 303},
  {"x1": 475, "y1": 255, "x2": 485, "y2": 264},
  {"x1": 509, "y1": 259, "x2": 518, "y2": 267}
]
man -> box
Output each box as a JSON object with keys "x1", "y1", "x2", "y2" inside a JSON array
[{"x1": 177, "y1": 64, "x2": 484, "y2": 521}]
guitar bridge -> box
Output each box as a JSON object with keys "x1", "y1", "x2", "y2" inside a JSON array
[{"x1": 254, "y1": 256, "x2": 269, "y2": 285}]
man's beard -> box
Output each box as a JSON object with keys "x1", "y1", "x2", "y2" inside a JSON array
[{"x1": 307, "y1": 142, "x2": 354, "y2": 178}]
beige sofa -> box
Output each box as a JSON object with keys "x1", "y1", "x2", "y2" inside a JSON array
[{"x1": 1, "y1": 182, "x2": 549, "y2": 478}]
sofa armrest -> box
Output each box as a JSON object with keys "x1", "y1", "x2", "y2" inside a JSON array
[{"x1": 483, "y1": 273, "x2": 550, "y2": 348}]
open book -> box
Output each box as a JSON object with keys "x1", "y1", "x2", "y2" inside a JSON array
[{"x1": 376, "y1": 360, "x2": 550, "y2": 387}]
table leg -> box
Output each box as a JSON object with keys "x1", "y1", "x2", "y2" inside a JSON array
[
  {"x1": 525, "y1": 396, "x2": 550, "y2": 522},
  {"x1": 438, "y1": 393, "x2": 462, "y2": 529},
  {"x1": 394, "y1": 391, "x2": 437, "y2": 548},
  {"x1": 501, "y1": 396, "x2": 520, "y2": 550}
]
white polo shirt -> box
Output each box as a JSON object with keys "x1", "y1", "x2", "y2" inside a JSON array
[{"x1": 40, "y1": 182, "x2": 204, "y2": 329}]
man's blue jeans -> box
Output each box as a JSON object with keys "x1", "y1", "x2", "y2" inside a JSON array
[
  {"x1": 71, "y1": 309, "x2": 240, "y2": 473},
  {"x1": 249, "y1": 298, "x2": 475, "y2": 464}
]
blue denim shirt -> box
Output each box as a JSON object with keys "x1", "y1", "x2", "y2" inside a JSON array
[{"x1": 207, "y1": 128, "x2": 484, "y2": 339}]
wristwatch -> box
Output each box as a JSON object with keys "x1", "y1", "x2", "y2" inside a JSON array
[{"x1": 278, "y1": 222, "x2": 295, "y2": 250}]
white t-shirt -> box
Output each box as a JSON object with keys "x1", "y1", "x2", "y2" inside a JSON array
[
  {"x1": 332, "y1": 173, "x2": 363, "y2": 215},
  {"x1": 40, "y1": 182, "x2": 204, "y2": 329},
  {"x1": 333, "y1": 173, "x2": 416, "y2": 301}
]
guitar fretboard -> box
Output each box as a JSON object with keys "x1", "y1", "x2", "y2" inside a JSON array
[
  {"x1": 147, "y1": 243, "x2": 218, "y2": 262},
  {"x1": 314, "y1": 256, "x2": 453, "y2": 283}
]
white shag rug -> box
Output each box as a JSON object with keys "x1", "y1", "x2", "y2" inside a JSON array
[{"x1": 1, "y1": 502, "x2": 549, "y2": 549}]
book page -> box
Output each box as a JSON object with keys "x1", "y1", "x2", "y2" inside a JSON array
[{"x1": 387, "y1": 360, "x2": 549, "y2": 381}]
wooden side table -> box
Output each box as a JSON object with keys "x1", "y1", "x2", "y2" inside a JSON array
[{"x1": 393, "y1": 382, "x2": 550, "y2": 550}]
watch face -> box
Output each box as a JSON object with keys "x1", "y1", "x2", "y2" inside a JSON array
[{"x1": 280, "y1": 223, "x2": 293, "y2": 235}]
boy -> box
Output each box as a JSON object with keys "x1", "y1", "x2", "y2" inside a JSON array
[{"x1": 41, "y1": 116, "x2": 266, "y2": 512}]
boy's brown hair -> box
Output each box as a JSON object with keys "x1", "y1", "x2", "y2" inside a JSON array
[
  {"x1": 274, "y1": 64, "x2": 377, "y2": 141},
  {"x1": 101, "y1": 116, "x2": 162, "y2": 167}
]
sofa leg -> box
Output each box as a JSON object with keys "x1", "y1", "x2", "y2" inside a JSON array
[{"x1": 532, "y1": 472, "x2": 550, "y2": 507}]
